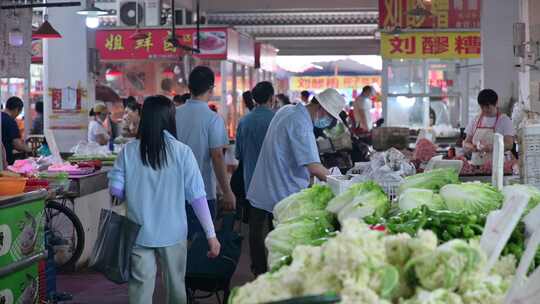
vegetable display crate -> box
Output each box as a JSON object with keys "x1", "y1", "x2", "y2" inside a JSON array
[{"x1": 518, "y1": 125, "x2": 540, "y2": 189}]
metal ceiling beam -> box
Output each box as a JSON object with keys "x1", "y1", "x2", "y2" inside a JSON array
[{"x1": 1, "y1": 2, "x2": 81, "y2": 9}]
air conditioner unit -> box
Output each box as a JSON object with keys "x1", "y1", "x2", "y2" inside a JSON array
[{"x1": 118, "y1": 0, "x2": 161, "y2": 27}]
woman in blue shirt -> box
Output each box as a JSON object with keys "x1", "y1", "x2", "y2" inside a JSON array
[{"x1": 109, "y1": 95, "x2": 220, "y2": 304}]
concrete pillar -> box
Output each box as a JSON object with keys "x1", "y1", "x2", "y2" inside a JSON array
[
  {"x1": 481, "y1": 0, "x2": 519, "y2": 111},
  {"x1": 43, "y1": 0, "x2": 95, "y2": 152}
]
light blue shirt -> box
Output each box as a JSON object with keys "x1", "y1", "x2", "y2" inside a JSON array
[
  {"x1": 235, "y1": 106, "x2": 275, "y2": 193},
  {"x1": 175, "y1": 99, "x2": 229, "y2": 200},
  {"x1": 108, "y1": 131, "x2": 206, "y2": 247},
  {"x1": 247, "y1": 104, "x2": 321, "y2": 213}
]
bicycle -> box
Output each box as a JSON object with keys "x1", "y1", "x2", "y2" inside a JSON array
[{"x1": 44, "y1": 191, "x2": 85, "y2": 272}]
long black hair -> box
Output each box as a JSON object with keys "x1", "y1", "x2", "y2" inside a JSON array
[{"x1": 138, "y1": 95, "x2": 177, "y2": 170}]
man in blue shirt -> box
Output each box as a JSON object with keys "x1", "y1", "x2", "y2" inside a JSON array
[
  {"x1": 1, "y1": 97, "x2": 31, "y2": 165},
  {"x1": 176, "y1": 66, "x2": 236, "y2": 239},
  {"x1": 235, "y1": 81, "x2": 275, "y2": 275},
  {"x1": 247, "y1": 88, "x2": 346, "y2": 220}
]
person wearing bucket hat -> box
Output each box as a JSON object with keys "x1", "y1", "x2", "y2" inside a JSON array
[
  {"x1": 88, "y1": 102, "x2": 111, "y2": 146},
  {"x1": 247, "y1": 88, "x2": 345, "y2": 237}
]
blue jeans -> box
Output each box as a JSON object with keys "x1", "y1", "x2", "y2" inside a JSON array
[{"x1": 186, "y1": 199, "x2": 216, "y2": 241}]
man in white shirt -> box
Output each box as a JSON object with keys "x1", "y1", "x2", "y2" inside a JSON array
[
  {"x1": 353, "y1": 86, "x2": 374, "y2": 132},
  {"x1": 88, "y1": 103, "x2": 110, "y2": 146}
]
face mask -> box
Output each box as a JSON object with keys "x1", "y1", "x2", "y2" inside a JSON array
[{"x1": 314, "y1": 115, "x2": 333, "y2": 129}]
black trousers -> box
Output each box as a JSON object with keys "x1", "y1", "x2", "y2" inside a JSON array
[{"x1": 248, "y1": 204, "x2": 273, "y2": 276}]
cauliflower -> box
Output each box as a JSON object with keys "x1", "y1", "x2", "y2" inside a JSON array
[{"x1": 400, "y1": 288, "x2": 464, "y2": 304}]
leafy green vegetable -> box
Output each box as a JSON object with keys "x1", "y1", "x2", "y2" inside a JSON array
[
  {"x1": 273, "y1": 185, "x2": 334, "y2": 224},
  {"x1": 503, "y1": 184, "x2": 540, "y2": 214},
  {"x1": 440, "y1": 182, "x2": 503, "y2": 214},
  {"x1": 326, "y1": 181, "x2": 390, "y2": 225},
  {"x1": 398, "y1": 168, "x2": 459, "y2": 194},
  {"x1": 399, "y1": 188, "x2": 446, "y2": 211},
  {"x1": 265, "y1": 211, "x2": 335, "y2": 270}
]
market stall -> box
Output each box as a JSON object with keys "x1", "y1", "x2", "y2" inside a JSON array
[
  {"x1": 379, "y1": 0, "x2": 482, "y2": 144},
  {"x1": 228, "y1": 150, "x2": 540, "y2": 303},
  {"x1": 4, "y1": 147, "x2": 116, "y2": 269},
  {"x1": 95, "y1": 26, "x2": 255, "y2": 140}
]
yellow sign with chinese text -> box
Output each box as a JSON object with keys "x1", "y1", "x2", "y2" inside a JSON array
[
  {"x1": 290, "y1": 76, "x2": 381, "y2": 91},
  {"x1": 380, "y1": 32, "x2": 481, "y2": 59}
]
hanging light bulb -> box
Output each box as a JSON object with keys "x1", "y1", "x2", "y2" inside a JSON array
[{"x1": 85, "y1": 16, "x2": 100, "y2": 29}]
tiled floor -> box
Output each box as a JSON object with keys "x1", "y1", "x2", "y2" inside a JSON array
[{"x1": 56, "y1": 226, "x2": 254, "y2": 304}]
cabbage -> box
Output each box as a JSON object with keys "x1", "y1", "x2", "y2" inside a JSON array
[
  {"x1": 399, "y1": 168, "x2": 459, "y2": 194},
  {"x1": 401, "y1": 289, "x2": 464, "y2": 304},
  {"x1": 273, "y1": 185, "x2": 334, "y2": 224},
  {"x1": 440, "y1": 182, "x2": 503, "y2": 214},
  {"x1": 326, "y1": 181, "x2": 390, "y2": 225},
  {"x1": 503, "y1": 184, "x2": 540, "y2": 214},
  {"x1": 398, "y1": 189, "x2": 446, "y2": 211},
  {"x1": 265, "y1": 211, "x2": 335, "y2": 270}
]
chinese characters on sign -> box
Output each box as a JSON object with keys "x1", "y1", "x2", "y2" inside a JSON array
[
  {"x1": 381, "y1": 32, "x2": 481, "y2": 59},
  {"x1": 290, "y1": 76, "x2": 381, "y2": 91},
  {"x1": 96, "y1": 28, "x2": 228, "y2": 61},
  {"x1": 379, "y1": 0, "x2": 481, "y2": 29}
]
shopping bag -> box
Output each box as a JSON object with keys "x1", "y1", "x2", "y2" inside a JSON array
[{"x1": 89, "y1": 209, "x2": 141, "y2": 284}]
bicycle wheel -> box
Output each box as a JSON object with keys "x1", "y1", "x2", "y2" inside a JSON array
[{"x1": 45, "y1": 200, "x2": 85, "y2": 271}]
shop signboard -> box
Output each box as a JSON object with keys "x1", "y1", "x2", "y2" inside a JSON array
[
  {"x1": 379, "y1": 0, "x2": 481, "y2": 29},
  {"x1": 380, "y1": 32, "x2": 481, "y2": 59},
  {"x1": 255, "y1": 43, "x2": 278, "y2": 72},
  {"x1": 96, "y1": 28, "x2": 229, "y2": 61},
  {"x1": 227, "y1": 29, "x2": 256, "y2": 67},
  {"x1": 290, "y1": 76, "x2": 381, "y2": 91}
]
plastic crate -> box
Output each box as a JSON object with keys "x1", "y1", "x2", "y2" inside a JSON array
[
  {"x1": 378, "y1": 180, "x2": 402, "y2": 201},
  {"x1": 518, "y1": 125, "x2": 540, "y2": 188},
  {"x1": 327, "y1": 175, "x2": 354, "y2": 195}
]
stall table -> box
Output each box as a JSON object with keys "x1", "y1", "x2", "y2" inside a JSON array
[{"x1": 66, "y1": 169, "x2": 111, "y2": 268}]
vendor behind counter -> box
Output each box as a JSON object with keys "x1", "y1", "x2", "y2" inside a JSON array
[{"x1": 463, "y1": 89, "x2": 515, "y2": 166}]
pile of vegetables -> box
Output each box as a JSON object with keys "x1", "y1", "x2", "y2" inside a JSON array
[
  {"x1": 273, "y1": 185, "x2": 334, "y2": 225},
  {"x1": 326, "y1": 181, "x2": 390, "y2": 226},
  {"x1": 67, "y1": 154, "x2": 117, "y2": 166},
  {"x1": 267, "y1": 185, "x2": 336, "y2": 270},
  {"x1": 265, "y1": 211, "x2": 336, "y2": 270},
  {"x1": 230, "y1": 219, "x2": 516, "y2": 304},
  {"x1": 398, "y1": 168, "x2": 459, "y2": 194}
]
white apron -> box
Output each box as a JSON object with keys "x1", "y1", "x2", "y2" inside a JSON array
[{"x1": 470, "y1": 112, "x2": 500, "y2": 166}]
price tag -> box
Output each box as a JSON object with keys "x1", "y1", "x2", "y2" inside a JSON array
[
  {"x1": 524, "y1": 203, "x2": 540, "y2": 238},
  {"x1": 505, "y1": 227, "x2": 540, "y2": 304},
  {"x1": 480, "y1": 190, "x2": 529, "y2": 272},
  {"x1": 492, "y1": 133, "x2": 504, "y2": 190}
]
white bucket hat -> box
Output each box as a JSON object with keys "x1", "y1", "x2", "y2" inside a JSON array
[{"x1": 315, "y1": 88, "x2": 345, "y2": 120}]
